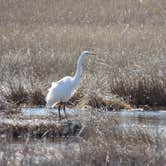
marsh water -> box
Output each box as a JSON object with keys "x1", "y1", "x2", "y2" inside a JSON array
[
  {"x1": 21, "y1": 108, "x2": 166, "y2": 137},
  {"x1": 1, "y1": 108, "x2": 166, "y2": 165},
  {"x1": 2, "y1": 108, "x2": 166, "y2": 148},
  {"x1": 21, "y1": 107, "x2": 166, "y2": 125}
]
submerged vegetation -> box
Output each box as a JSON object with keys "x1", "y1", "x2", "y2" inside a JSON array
[{"x1": 0, "y1": 110, "x2": 166, "y2": 165}]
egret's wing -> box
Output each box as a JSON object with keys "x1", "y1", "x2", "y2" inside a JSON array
[
  {"x1": 71, "y1": 88, "x2": 77, "y2": 96},
  {"x1": 48, "y1": 79, "x2": 65, "y2": 92},
  {"x1": 51, "y1": 82, "x2": 57, "y2": 86},
  {"x1": 48, "y1": 82, "x2": 57, "y2": 91}
]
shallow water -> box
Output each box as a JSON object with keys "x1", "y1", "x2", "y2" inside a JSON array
[
  {"x1": 21, "y1": 107, "x2": 166, "y2": 125},
  {"x1": 21, "y1": 107, "x2": 79, "y2": 116},
  {"x1": 1, "y1": 108, "x2": 166, "y2": 165},
  {"x1": 109, "y1": 110, "x2": 166, "y2": 137},
  {"x1": 21, "y1": 108, "x2": 166, "y2": 136}
]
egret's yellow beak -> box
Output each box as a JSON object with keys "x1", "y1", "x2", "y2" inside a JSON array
[{"x1": 89, "y1": 51, "x2": 96, "y2": 55}]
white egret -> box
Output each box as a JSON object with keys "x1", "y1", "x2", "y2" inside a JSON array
[{"x1": 46, "y1": 51, "x2": 96, "y2": 120}]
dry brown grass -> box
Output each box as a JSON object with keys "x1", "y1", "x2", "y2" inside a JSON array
[
  {"x1": 0, "y1": 0, "x2": 166, "y2": 108},
  {"x1": 74, "y1": 112, "x2": 166, "y2": 165},
  {"x1": 1, "y1": 81, "x2": 45, "y2": 107},
  {"x1": 111, "y1": 77, "x2": 166, "y2": 107}
]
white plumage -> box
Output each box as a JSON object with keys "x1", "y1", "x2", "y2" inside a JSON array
[
  {"x1": 46, "y1": 76, "x2": 75, "y2": 106},
  {"x1": 45, "y1": 51, "x2": 96, "y2": 119}
]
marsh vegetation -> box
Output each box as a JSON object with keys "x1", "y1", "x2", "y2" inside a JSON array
[
  {"x1": 0, "y1": 0, "x2": 166, "y2": 165},
  {"x1": 0, "y1": 0, "x2": 165, "y2": 109}
]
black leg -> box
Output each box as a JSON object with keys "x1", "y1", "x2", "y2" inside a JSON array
[
  {"x1": 63, "y1": 102, "x2": 68, "y2": 120},
  {"x1": 58, "y1": 102, "x2": 62, "y2": 120}
]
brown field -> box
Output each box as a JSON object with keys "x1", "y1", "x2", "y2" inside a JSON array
[{"x1": 0, "y1": 0, "x2": 165, "y2": 108}]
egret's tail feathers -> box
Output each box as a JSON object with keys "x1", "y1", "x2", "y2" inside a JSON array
[{"x1": 45, "y1": 98, "x2": 53, "y2": 107}]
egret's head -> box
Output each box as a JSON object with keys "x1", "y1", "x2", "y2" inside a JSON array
[{"x1": 82, "y1": 50, "x2": 96, "y2": 56}]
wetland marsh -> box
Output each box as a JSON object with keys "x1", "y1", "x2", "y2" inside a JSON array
[{"x1": 0, "y1": 0, "x2": 166, "y2": 165}]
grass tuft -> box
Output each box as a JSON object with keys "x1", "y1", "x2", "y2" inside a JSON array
[
  {"x1": 85, "y1": 93, "x2": 132, "y2": 110},
  {"x1": 111, "y1": 77, "x2": 166, "y2": 107},
  {"x1": 1, "y1": 83, "x2": 46, "y2": 107},
  {"x1": 28, "y1": 89, "x2": 46, "y2": 106},
  {"x1": 1, "y1": 84, "x2": 29, "y2": 106}
]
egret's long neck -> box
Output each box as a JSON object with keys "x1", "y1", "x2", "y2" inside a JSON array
[{"x1": 73, "y1": 53, "x2": 85, "y2": 86}]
